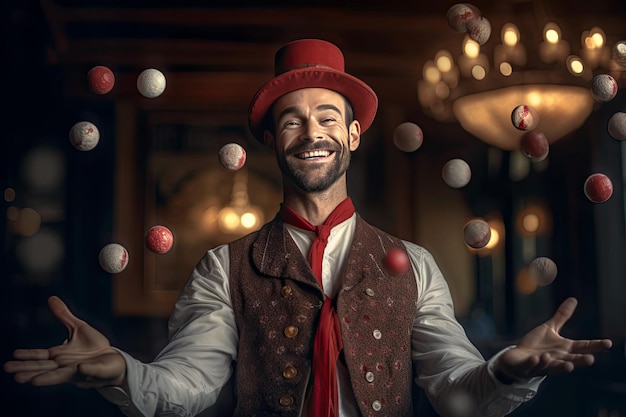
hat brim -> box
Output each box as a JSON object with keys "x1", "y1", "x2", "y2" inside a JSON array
[{"x1": 248, "y1": 68, "x2": 378, "y2": 143}]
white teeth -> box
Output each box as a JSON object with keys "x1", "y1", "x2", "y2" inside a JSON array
[{"x1": 299, "y1": 150, "x2": 331, "y2": 159}]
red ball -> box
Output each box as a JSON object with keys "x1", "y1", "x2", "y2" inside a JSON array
[
  {"x1": 145, "y1": 225, "x2": 174, "y2": 254},
  {"x1": 88, "y1": 65, "x2": 115, "y2": 94},
  {"x1": 584, "y1": 173, "x2": 613, "y2": 203},
  {"x1": 384, "y1": 247, "x2": 410, "y2": 274},
  {"x1": 520, "y1": 130, "x2": 549, "y2": 161}
]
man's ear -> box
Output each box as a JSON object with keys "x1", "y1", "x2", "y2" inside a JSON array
[
  {"x1": 263, "y1": 130, "x2": 275, "y2": 149},
  {"x1": 348, "y1": 120, "x2": 361, "y2": 151}
]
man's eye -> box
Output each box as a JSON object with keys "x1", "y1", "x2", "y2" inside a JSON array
[
  {"x1": 321, "y1": 117, "x2": 336, "y2": 123},
  {"x1": 283, "y1": 120, "x2": 300, "y2": 127}
]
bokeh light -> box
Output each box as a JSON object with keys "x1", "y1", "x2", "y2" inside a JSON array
[{"x1": 4, "y1": 188, "x2": 16, "y2": 202}]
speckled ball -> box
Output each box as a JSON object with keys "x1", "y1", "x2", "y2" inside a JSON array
[
  {"x1": 442, "y1": 158, "x2": 471, "y2": 188},
  {"x1": 608, "y1": 112, "x2": 626, "y2": 141},
  {"x1": 511, "y1": 105, "x2": 539, "y2": 131},
  {"x1": 99, "y1": 243, "x2": 129, "y2": 274},
  {"x1": 393, "y1": 122, "x2": 424, "y2": 152},
  {"x1": 219, "y1": 143, "x2": 247, "y2": 172},
  {"x1": 145, "y1": 225, "x2": 174, "y2": 254},
  {"x1": 466, "y1": 16, "x2": 491, "y2": 45},
  {"x1": 69, "y1": 121, "x2": 100, "y2": 151},
  {"x1": 87, "y1": 65, "x2": 115, "y2": 94},
  {"x1": 528, "y1": 257, "x2": 558, "y2": 286},
  {"x1": 137, "y1": 68, "x2": 166, "y2": 98},
  {"x1": 590, "y1": 74, "x2": 618, "y2": 103},
  {"x1": 584, "y1": 173, "x2": 613, "y2": 203},
  {"x1": 446, "y1": 3, "x2": 481, "y2": 33},
  {"x1": 463, "y1": 219, "x2": 491, "y2": 249}
]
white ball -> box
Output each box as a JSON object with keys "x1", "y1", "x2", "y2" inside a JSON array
[
  {"x1": 608, "y1": 112, "x2": 626, "y2": 141},
  {"x1": 218, "y1": 143, "x2": 247, "y2": 171},
  {"x1": 442, "y1": 158, "x2": 471, "y2": 188},
  {"x1": 69, "y1": 121, "x2": 100, "y2": 151},
  {"x1": 590, "y1": 74, "x2": 618, "y2": 102},
  {"x1": 463, "y1": 219, "x2": 491, "y2": 249},
  {"x1": 466, "y1": 17, "x2": 491, "y2": 45},
  {"x1": 99, "y1": 243, "x2": 129, "y2": 274},
  {"x1": 393, "y1": 122, "x2": 424, "y2": 152},
  {"x1": 446, "y1": 3, "x2": 481, "y2": 33},
  {"x1": 511, "y1": 104, "x2": 539, "y2": 131},
  {"x1": 528, "y1": 257, "x2": 558, "y2": 286},
  {"x1": 137, "y1": 68, "x2": 166, "y2": 98}
]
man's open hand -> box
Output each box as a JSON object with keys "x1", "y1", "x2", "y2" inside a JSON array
[
  {"x1": 494, "y1": 297, "x2": 612, "y2": 383},
  {"x1": 4, "y1": 296, "x2": 126, "y2": 389}
]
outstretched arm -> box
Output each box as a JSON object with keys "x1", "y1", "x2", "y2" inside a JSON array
[
  {"x1": 4, "y1": 296, "x2": 126, "y2": 389},
  {"x1": 494, "y1": 297, "x2": 612, "y2": 383}
]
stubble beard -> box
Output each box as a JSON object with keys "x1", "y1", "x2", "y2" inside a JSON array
[{"x1": 277, "y1": 142, "x2": 351, "y2": 193}]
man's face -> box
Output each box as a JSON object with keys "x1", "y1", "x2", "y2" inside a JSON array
[{"x1": 266, "y1": 88, "x2": 361, "y2": 193}]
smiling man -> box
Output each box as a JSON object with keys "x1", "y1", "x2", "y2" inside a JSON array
[
  {"x1": 4, "y1": 38, "x2": 612, "y2": 417},
  {"x1": 269, "y1": 88, "x2": 359, "y2": 212}
]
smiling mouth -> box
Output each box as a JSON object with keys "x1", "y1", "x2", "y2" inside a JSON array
[{"x1": 295, "y1": 150, "x2": 333, "y2": 159}]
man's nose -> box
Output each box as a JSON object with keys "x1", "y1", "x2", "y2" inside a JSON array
[{"x1": 304, "y1": 121, "x2": 324, "y2": 141}]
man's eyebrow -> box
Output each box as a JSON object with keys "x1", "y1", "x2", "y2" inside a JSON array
[
  {"x1": 316, "y1": 104, "x2": 342, "y2": 115},
  {"x1": 276, "y1": 104, "x2": 343, "y2": 123},
  {"x1": 276, "y1": 106, "x2": 302, "y2": 122}
]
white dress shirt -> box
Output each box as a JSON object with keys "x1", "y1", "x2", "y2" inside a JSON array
[{"x1": 99, "y1": 214, "x2": 541, "y2": 417}]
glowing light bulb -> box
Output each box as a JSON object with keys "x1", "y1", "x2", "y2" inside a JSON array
[
  {"x1": 436, "y1": 52, "x2": 453, "y2": 72},
  {"x1": 544, "y1": 23, "x2": 561, "y2": 44},
  {"x1": 591, "y1": 27, "x2": 605, "y2": 48},
  {"x1": 499, "y1": 62, "x2": 512, "y2": 76},
  {"x1": 502, "y1": 23, "x2": 519, "y2": 47},
  {"x1": 241, "y1": 212, "x2": 258, "y2": 229},
  {"x1": 471, "y1": 65, "x2": 486, "y2": 80},
  {"x1": 522, "y1": 214, "x2": 540, "y2": 233},
  {"x1": 463, "y1": 36, "x2": 480, "y2": 58},
  {"x1": 567, "y1": 55, "x2": 584, "y2": 74},
  {"x1": 423, "y1": 61, "x2": 441, "y2": 84},
  {"x1": 485, "y1": 228, "x2": 500, "y2": 249}
]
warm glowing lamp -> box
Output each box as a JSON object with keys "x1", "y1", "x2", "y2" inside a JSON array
[
  {"x1": 217, "y1": 169, "x2": 264, "y2": 235},
  {"x1": 418, "y1": 17, "x2": 624, "y2": 150}
]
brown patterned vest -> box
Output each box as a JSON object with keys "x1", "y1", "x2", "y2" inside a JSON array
[{"x1": 228, "y1": 214, "x2": 418, "y2": 417}]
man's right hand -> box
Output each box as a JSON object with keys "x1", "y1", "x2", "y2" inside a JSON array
[{"x1": 3, "y1": 296, "x2": 126, "y2": 389}]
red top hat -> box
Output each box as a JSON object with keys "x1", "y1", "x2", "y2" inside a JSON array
[{"x1": 248, "y1": 39, "x2": 378, "y2": 143}]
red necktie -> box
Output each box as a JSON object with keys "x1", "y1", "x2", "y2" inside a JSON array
[{"x1": 280, "y1": 197, "x2": 355, "y2": 417}]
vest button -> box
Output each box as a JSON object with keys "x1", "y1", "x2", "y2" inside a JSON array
[
  {"x1": 284, "y1": 325, "x2": 299, "y2": 338},
  {"x1": 283, "y1": 366, "x2": 298, "y2": 379},
  {"x1": 372, "y1": 329, "x2": 382, "y2": 339},
  {"x1": 365, "y1": 371, "x2": 375, "y2": 383},
  {"x1": 365, "y1": 288, "x2": 375, "y2": 296},
  {"x1": 372, "y1": 400, "x2": 382, "y2": 411},
  {"x1": 280, "y1": 285, "x2": 293, "y2": 298},
  {"x1": 279, "y1": 395, "x2": 294, "y2": 407}
]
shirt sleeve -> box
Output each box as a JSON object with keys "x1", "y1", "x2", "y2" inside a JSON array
[
  {"x1": 98, "y1": 245, "x2": 238, "y2": 417},
  {"x1": 405, "y1": 242, "x2": 543, "y2": 417}
]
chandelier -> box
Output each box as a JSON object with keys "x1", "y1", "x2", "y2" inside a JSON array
[
  {"x1": 217, "y1": 169, "x2": 265, "y2": 235},
  {"x1": 417, "y1": 4, "x2": 626, "y2": 150}
]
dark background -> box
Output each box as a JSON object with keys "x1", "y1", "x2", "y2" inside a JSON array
[{"x1": 2, "y1": 0, "x2": 626, "y2": 416}]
